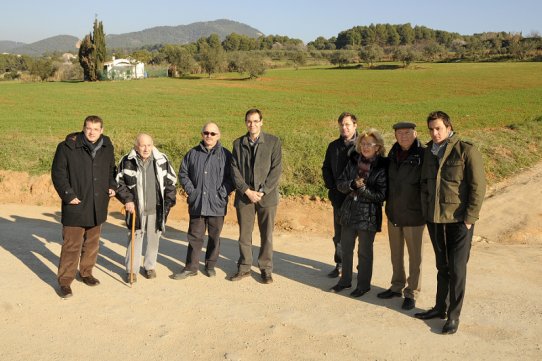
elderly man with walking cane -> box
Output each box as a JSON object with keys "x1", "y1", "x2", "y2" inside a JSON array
[{"x1": 116, "y1": 133, "x2": 177, "y2": 283}]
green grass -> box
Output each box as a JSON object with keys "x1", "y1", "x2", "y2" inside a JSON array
[{"x1": 1, "y1": 62, "x2": 542, "y2": 196}]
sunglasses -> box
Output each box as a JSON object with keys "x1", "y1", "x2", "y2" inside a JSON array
[{"x1": 202, "y1": 131, "x2": 218, "y2": 136}]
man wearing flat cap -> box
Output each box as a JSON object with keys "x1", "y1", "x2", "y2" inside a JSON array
[{"x1": 377, "y1": 121, "x2": 426, "y2": 311}]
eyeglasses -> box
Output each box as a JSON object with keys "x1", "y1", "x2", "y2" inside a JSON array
[
  {"x1": 246, "y1": 120, "x2": 261, "y2": 125},
  {"x1": 360, "y1": 142, "x2": 378, "y2": 148},
  {"x1": 202, "y1": 131, "x2": 218, "y2": 136}
]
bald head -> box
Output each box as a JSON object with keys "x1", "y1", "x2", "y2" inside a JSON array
[
  {"x1": 201, "y1": 122, "x2": 221, "y2": 149},
  {"x1": 134, "y1": 133, "x2": 154, "y2": 160}
]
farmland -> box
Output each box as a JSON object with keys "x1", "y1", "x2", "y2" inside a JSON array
[{"x1": 1, "y1": 62, "x2": 541, "y2": 196}]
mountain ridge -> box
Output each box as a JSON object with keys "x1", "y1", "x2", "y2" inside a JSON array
[{"x1": 1, "y1": 19, "x2": 263, "y2": 56}]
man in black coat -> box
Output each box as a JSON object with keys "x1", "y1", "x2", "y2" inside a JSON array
[
  {"x1": 321, "y1": 112, "x2": 358, "y2": 278},
  {"x1": 51, "y1": 115, "x2": 117, "y2": 299},
  {"x1": 377, "y1": 122, "x2": 426, "y2": 311}
]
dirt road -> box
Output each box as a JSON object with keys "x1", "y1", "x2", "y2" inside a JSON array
[{"x1": 0, "y1": 163, "x2": 541, "y2": 360}]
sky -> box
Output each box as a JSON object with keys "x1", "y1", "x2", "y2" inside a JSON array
[{"x1": 1, "y1": 0, "x2": 541, "y2": 44}]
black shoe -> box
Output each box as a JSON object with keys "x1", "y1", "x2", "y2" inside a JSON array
[
  {"x1": 327, "y1": 266, "x2": 341, "y2": 278},
  {"x1": 205, "y1": 268, "x2": 216, "y2": 278},
  {"x1": 80, "y1": 275, "x2": 100, "y2": 286},
  {"x1": 59, "y1": 285, "x2": 73, "y2": 299},
  {"x1": 442, "y1": 319, "x2": 460, "y2": 334},
  {"x1": 402, "y1": 297, "x2": 416, "y2": 310},
  {"x1": 261, "y1": 270, "x2": 273, "y2": 284},
  {"x1": 173, "y1": 269, "x2": 198, "y2": 280},
  {"x1": 229, "y1": 271, "x2": 250, "y2": 281},
  {"x1": 350, "y1": 288, "x2": 370, "y2": 298},
  {"x1": 144, "y1": 269, "x2": 157, "y2": 279},
  {"x1": 329, "y1": 283, "x2": 351, "y2": 293},
  {"x1": 414, "y1": 307, "x2": 446, "y2": 320},
  {"x1": 377, "y1": 288, "x2": 402, "y2": 299}
]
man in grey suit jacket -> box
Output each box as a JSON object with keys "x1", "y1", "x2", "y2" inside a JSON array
[{"x1": 229, "y1": 108, "x2": 282, "y2": 284}]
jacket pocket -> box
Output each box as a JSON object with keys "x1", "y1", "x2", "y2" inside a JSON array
[
  {"x1": 441, "y1": 160, "x2": 464, "y2": 182},
  {"x1": 441, "y1": 179, "x2": 461, "y2": 204}
]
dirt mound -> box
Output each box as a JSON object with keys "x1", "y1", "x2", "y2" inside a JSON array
[{"x1": 2, "y1": 163, "x2": 541, "y2": 244}]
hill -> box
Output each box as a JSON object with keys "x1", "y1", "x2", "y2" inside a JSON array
[
  {"x1": 9, "y1": 35, "x2": 79, "y2": 56},
  {"x1": 3, "y1": 19, "x2": 263, "y2": 56},
  {"x1": 106, "y1": 19, "x2": 263, "y2": 49},
  {"x1": 0, "y1": 40, "x2": 26, "y2": 53}
]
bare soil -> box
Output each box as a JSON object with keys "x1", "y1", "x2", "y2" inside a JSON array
[{"x1": 0, "y1": 164, "x2": 541, "y2": 360}]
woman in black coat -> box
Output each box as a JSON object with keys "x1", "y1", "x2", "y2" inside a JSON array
[{"x1": 331, "y1": 128, "x2": 387, "y2": 297}]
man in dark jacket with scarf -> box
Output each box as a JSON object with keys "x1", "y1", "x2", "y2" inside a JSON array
[
  {"x1": 51, "y1": 115, "x2": 117, "y2": 299},
  {"x1": 116, "y1": 133, "x2": 177, "y2": 283},
  {"x1": 377, "y1": 122, "x2": 426, "y2": 311},
  {"x1": 415, "y1": 111, "x2": 486, "y2": 335},
  {"x1": 322, "y1": 112, "x2": 358, "y2": 278},
  {"x1": 174, "y1": 122, "x2": 233, "y2": 279}
]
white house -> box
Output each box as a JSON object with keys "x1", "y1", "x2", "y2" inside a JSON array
[{"x1": 103, "y1": 57, "x2": 145, "y2": 80}]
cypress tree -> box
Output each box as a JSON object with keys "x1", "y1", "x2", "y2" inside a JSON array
[
  {"x1": 78, "y1": 34, "x2": 96, "y2": 81},
  {"x1": 93, "y1": 19, "x2": 106, "y2": 80}
]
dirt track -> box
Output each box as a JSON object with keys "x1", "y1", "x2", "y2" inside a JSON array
[{"x1": 0, "y1": 164, "x2": 541, "y2": 360}]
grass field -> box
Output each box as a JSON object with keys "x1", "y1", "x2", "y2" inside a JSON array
[{"x1": 1, "y1": 62, "x2": 541, "y2": 196}]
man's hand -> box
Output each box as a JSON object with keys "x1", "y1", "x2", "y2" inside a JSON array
[
  {"x1": 108, "y1": 189, "x2": 116, "y2": 197},
  {"x1": 69, "y1": 197, "x2": 81, "y2": 205},
  {"x1": 245, "y1": 189, "x2": 264, "y2": 203},
  {"x1": 354, "y1": 177, "x2": 365, "y2": 189},
  {"x1": 125, "y1": 202, "x2": 135, "y2": 214}
]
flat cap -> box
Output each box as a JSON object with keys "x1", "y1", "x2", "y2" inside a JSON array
[{"x1": 392, "y1": 122, "x2": 417, "y2": 130}]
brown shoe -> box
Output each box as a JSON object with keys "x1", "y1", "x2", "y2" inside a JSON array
[
  {"x1": 145, "y1": 269, "x2": 157, "y2": 279},
  {"x1": 80, "y1": 275, "x2": 100, "y2": 286},
  {"x1": 59, "y1": 285, "x2": 73, "y2": 299},
  {"x1": 261, "y1": 270, "x2": 273, "y2": 284},
  {"x1": 126, "y1": 273, "x2": 137, "y2": 283},
  {"x1": 229, "y1": 271, "x2": 250, "y2": 281}
]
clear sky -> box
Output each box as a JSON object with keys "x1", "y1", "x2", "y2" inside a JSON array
[{"x1": 1, "y1": 0, "x2": 541, "y2": 43}]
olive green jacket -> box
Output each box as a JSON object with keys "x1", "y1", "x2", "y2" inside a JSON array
[{"x1": 421, "y1": 133, "x2": 486, "y2": 224}]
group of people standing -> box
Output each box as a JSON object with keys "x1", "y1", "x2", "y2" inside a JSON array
[
  {"x1": 51, "y1": 109, "x2": 282, "y2": 298},
  {"x1": 51, "y1": 108, "x2": 485, "y2": 336},
  {"x1": 322, "y1": 110, "x2": 486, "y2": 334}
]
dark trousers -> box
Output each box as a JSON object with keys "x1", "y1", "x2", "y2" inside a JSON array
[
  {"x1": 332, "y1": 205, "x2": 343, "y2": 267},
  {"x1": 236, "y1": 203, "x2": 277, "y2": 273},
  {"x1": 427, "y1": 222, "x2": 473, "y2": 320},
  {"x1": 339, "y1": 226, "x2": 376, "y2": 290},
  {"x1": 185, "y1": 215, "x2": 224, "y2": 271},
  {"x1": 58, "y1": 225, "x2": 101, "y2": 286}
]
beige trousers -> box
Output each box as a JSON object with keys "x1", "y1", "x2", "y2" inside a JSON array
[{"x1": 387, "y1": 220, "x2": 425, "y2": 299}]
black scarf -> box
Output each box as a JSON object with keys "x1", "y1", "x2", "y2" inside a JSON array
[{"x1": 82, "y1": 135, "x2": 104, "y2": 159}]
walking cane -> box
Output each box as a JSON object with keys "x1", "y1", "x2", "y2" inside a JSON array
[{"x1": 130, "y1": 209, "x2": 136, "y2": 287}]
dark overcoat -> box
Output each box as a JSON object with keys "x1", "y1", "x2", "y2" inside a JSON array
[{"x1": 51, "y1": 132, "x2": 117, "y2": 227}]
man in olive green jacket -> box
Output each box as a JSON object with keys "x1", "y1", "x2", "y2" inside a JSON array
[{"x1": 415, "y1": 111, "x2": 486, "y2": 335}]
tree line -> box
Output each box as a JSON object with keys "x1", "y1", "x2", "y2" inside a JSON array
[{"x1": 1, "y1": 21, "x2": 541, "y2": 82}]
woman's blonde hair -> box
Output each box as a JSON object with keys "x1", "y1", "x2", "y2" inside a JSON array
[{"x1": 356, "y1": 128, "x2": 386, "y2": 156}]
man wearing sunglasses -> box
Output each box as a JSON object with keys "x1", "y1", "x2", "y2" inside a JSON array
[
  {"x1": 175, "y1": 122, "x2": 233, "y2": 279},
  {"x1": 229, "y1": 108, "x2": 282, "y2": 284}
]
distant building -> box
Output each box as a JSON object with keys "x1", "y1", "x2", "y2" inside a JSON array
[
  {"x1": 62, "y1": 53, "x2": 76, "y2": 64},
  {"x1": 103, "y1": 57, "x2": 145, "y2": 80}
]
